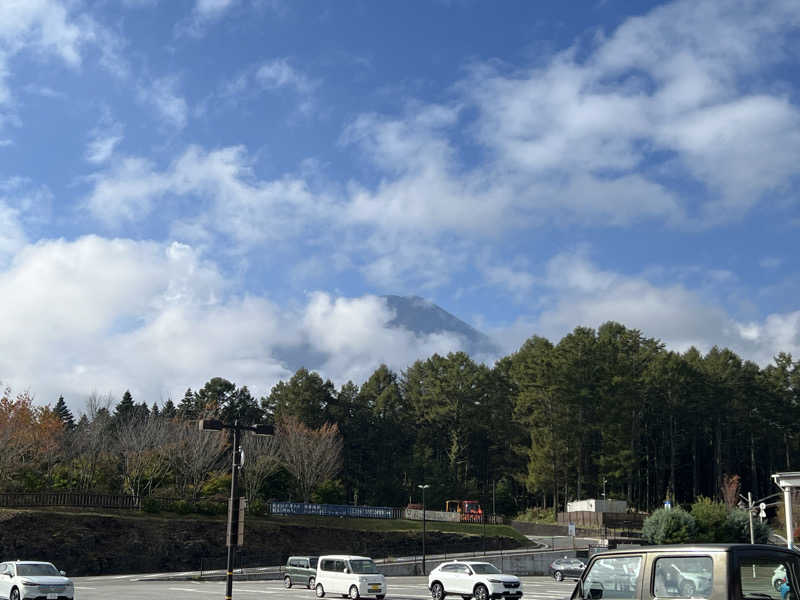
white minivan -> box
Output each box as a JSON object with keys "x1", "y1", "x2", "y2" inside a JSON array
[{"x1": 315, "y1": 555, "x2": 386, "y2": 600}]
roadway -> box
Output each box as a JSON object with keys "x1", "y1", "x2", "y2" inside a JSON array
[{"x1": 73, "y1": 574, "x2": 578, "y2": 600}]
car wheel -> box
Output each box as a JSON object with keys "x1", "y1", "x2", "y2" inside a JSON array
[
  {"x1": 309, "y1": 576, "x2": 316, "y2": 590},
  {"x1": 285, "y1": 575, "x2": 293, "y2": 588},
  {"x1": 554, "y1": 571, "x2": 564, "y2": 582},
  {"x1": 680, "y1": 581, "x2": 696, "y2": 597},
  {"x1": 10, "y1": 588, "x2": 20, "y2": 600},
  {"x1": 431, "y1": 581, "x2": 445, "y2": 600},
  {"x1": 474, "y1": 583, "x2": 490, "y2": 600},
  {"x1": 316, "y1": 583, "x2": 325, "y2": 598},
  {"x1": 349, "y1": 585, "x2": 360, "y2": 599}
]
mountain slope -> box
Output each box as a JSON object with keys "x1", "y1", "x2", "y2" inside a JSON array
[{"x1": 382, "y1": 295, "x2": 499, "y2": 358}]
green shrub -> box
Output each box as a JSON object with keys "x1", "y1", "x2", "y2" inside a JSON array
[
  {"x1": 248, "y1": 498, "x2": 268, "y2": 515},
  {"x1": 643, "y1": 507, "x2": 697, "y2": 544},
  {"x1": 195, "y1": 500, "x2": 227, "y2": 515},
  {"x1": 722, "y1": 508, "x2": 770, "y2": 543},
  {"x1": 515, "y1": 507, "x2": 556, "y2": 523},
  {"x1": 312, "y1": 479, "x2": 346, "y2": 504},
  {"x1": 141, "y1": 497, "x2": 162, "y2": 513},
  {"x1": 172, "y1": 499, "x2": 192, "y2": 514},
  {"x1": 691, "y1": 497, "x2": 728, "y2": 542},
  {"x1": 201, "y1": 473, "x2": 232, "y2": 496}
]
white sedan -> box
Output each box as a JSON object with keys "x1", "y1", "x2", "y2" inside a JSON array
[
  {"x1": 0, "y1": 561, "x2": 74, "y2": 600},
  {"x1": 428, "y1": 560, "x2": 523, "y2": 600}
]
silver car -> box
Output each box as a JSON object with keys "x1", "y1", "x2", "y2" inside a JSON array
[{"x1": 0, "y1": 561, "x2": 74, "y2": 600}]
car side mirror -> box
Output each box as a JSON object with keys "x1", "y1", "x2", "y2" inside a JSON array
[
  {"x1": 344, "y1": 568, "x2": 350, "y2": 574},
  {"x1": 60, "y1": 571, "x2": 66, "y2": 576}
]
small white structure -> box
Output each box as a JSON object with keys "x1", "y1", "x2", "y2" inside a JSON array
[
  {"x1": 567, "y1": 499, "x2": 628, "y2": 513},
  {"x1": 772, "y1": 472, "x2": 800, "y2": 549}
]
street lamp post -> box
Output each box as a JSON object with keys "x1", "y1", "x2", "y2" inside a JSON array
[
  {"x1": 200, "y1": 418, "x2": 274, "y2": 600},
  {"x1": 418, "y1": 484, "x2": 430, "y2": 575}
]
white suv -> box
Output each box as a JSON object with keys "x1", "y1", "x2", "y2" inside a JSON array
[
  {"x1": 0, "y1": 561, "x2": 75, "y2": 600},
  {"x1": 428, "y1": 560, "x2": 523, "y2": 600}
]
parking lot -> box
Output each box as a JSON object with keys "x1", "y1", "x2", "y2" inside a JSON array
[{"x1": 73, "y1": 574, "x2": 577, "y2": 600}]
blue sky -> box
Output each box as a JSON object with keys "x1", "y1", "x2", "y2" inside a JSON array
[{"x1": 1, "y1": 0, "x2": 799, "y2": 411}]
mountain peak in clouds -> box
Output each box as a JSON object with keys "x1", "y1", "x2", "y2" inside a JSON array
[{"x1": 382, "y1": 295, "x2": 499, "y2": 359}]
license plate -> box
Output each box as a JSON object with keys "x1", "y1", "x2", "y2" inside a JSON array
[
  {"x1": 369, "y1": 585, "x2": 380, "y2": 591},
  {"x1": 47, "y1": 595, "x2": 57, "y2": 600}
]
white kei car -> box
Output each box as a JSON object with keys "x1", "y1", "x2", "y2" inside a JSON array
[
  {"x1": 0, "y1": 561, "x2": 74, "y2": 600},
  {"x1": 428, "y1": 560, "x2": 523, "y2": 600}
]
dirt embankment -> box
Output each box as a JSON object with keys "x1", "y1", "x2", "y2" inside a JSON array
[{"x1": 0, "y1": 510, "x2": 522, "y2": 576}]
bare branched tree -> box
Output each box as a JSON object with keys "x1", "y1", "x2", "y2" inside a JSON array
[
  {"x1": 240, "y1": 431, "x2": 281, "y2": 503},
  {"x1": 278, "y1": 417, "x2": 343, "y2": 503},
  {"x1": 117, "y1": 414, "x2": 171, "y2": 497},
  {"x1": 169, "y1": 421, "x2": 228, "y2": 500},
  {"x1": 72, "y1": 393, "x2": 114, "y2": 491}
]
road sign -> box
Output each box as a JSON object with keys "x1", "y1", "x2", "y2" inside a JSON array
[{"x1": 664, "y1": 500, "x2": 672, "y2": 510}]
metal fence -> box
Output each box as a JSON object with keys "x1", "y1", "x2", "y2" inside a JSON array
[
  {"x1": 269, "y1": 501, "x2": 401, "y2": 519},
  {"x1": 0, "y1": 492, "x2": 141, "y2": 510}
]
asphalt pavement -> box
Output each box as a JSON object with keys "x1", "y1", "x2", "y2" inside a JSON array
[{"x1": 73, "y1": 573, "x2": 578, "y2": 600}]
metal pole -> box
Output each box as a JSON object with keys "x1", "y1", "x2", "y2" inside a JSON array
[
  {"x1": 784, "y1": 486, "x2": 793, "y2": 549},
  {"x1": 226, "y1": 425, "x2": 241, "y2": 600},
  {"x1": 422, "y1": 486, "x2": 427, "y2": 576},
  {"x1": 748, "y1": 492, "x2": 755, "y2": 545}
]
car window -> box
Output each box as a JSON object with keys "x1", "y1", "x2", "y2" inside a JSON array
[
  {"x1": 472, "y1": 563, "x2": 501, "y2": 575},
  {"x1": 350, "y1": 560, "x2": 378, "y2": 574},
  {"x1": 736, "y1": 555, "x2": 800, "y2": 600},
  {"x1": 584, "y1": 556, "x2": 643, "y2": 600},
  {"x1": 321, "y1": 559, "x2": 335, "y2": 571},
  {"x1": 654, "y1": 557, "x2": 713, "y2": 598},
  {"x1": 310, "y1": 557, "x2": 318, "y2": 569},
  {"x1": 335, "y1": 560, "x2": 346, "y2": 571},
  {"x1": 442, "y1": 564, "x2": 461, "y2": 572},
  {"x1": 17, "y1": 564, "x2": 60, "y2": 577}
]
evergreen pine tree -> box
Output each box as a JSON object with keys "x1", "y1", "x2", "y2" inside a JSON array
[
  {"x1": 161, "y1": 398, "x2": 177, "y2": 419},
  {"x1": 54, "y1": 395, "x2": 75, "y2": 430}
]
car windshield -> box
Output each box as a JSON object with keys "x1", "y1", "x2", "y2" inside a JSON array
[
  {"x1": 471, "y1": 563, "x2": 501, "y2": 575},
  {"x1": 349, "y1": 560, "x2": 378, "y2": 574},
  {"x1": 17, "y1": 564, "x2": 59, "y2": 577}
]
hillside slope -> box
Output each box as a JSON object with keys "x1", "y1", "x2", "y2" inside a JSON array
[{"x1": 0, "y1": 510, "x2": 523, "y2": 576}]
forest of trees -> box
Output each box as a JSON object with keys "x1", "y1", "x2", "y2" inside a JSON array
[{"x1": 1, "y1": 321, "x2": 799, "y2": 517}]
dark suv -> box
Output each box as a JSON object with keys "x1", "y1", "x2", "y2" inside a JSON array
[{"x1": 284, "y1": 555, "x2": 319, "y2": 589}]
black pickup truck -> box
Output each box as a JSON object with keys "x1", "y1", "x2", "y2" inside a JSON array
[{"x1": 571, "y1": 544, "x2": 799, "y2": 600}]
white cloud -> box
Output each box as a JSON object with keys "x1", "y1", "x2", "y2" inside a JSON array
[
  {"x1": 0, "y1": 201, "x2": 26, "y2": 263},
  {"x1": 490, "y1": 252, "x2": 800, "y2": 367},
  {"x1": 255, "y1": 58, "x2": 317, "y2": 94},
  {"x1": 140, "y1": 77, "x2": 188, "y2": 129},
  {"x1": 86, "y1": 115, "x2": 124, "y2": 164},
  {"x1": 0, "y1": 0, "x2": 90, "y2": 104},
  {"x1": 340, "y1": 0, "x2": 800, "y2": 238},
  {"x1": 87, "y1": 145, "x2": 333, "y2": 247},
  {"x1": 195, "y1": 0, "x2": 238, "y2": 19},
  {"x1": 0, "y1": 237, "x2": 473, "y2": 412}
]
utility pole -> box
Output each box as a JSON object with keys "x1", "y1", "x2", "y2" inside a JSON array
[
  {"x1": 418, "y1": 484, "x2": 430, "y2": 575},
  {"x1": 200, "y1": 419, "x2": 274, "y2": 600}
]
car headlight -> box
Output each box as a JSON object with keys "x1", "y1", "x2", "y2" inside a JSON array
[
  {"x1": 22, "y1": 581, "x2": 40, "y2": 587},
  {"x1": 489, "y1": 579, "x2": 503, "y2": 583}
]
